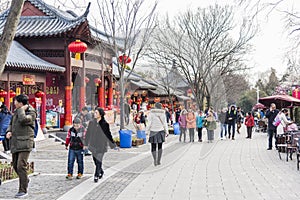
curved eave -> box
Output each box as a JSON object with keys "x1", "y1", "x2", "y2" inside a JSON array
[{"x1": 6, "y1": 63, "x2": 65, "y2": 73}]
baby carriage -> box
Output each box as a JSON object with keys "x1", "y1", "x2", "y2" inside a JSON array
[{"x1": 254, "y1": 119, "x2": 267, "y2": 132}]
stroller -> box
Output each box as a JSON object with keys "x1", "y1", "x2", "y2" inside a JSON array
[{"x1": 254, "y1": 119, "x2": 267, "y2": 132}]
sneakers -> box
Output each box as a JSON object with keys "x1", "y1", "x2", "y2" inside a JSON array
[
  {"x1": 15, "y1": 192, "x2": 28, "y2": 198},
  {"x1": 94, "y1": 176, "x2": 99, "y2": 183},
  {"x1": 66, "y1": 174, "x2": 73, "y2": 180},
  {"x1": 76, "y1": 173, "x2": 83, "y2": 179}
]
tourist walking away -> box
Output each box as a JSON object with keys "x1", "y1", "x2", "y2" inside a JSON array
[
  {"x1": 65, "y1": 118, "x2": 86, "y2": 180},
  {"x1": 186, "y1": 109, "x2": 196, "y2": 142},
  {"x1": 85, "y1": 107, "x2": 118, "y2": 182},
  {"x1": 265, "y1": 103, "x2": 279, "y2": 150},
  {"x1": 178, "y1": 109, "x2": 187, "y2": 142},
  {"x1": 0, "y1": 104, "x2": 12, "y2": 153},
  {"x1": 226, "y1": 105, "x2": 237, "y2": 140},
  {"x1": 244, "y1": 112, "x2": 255, "y2": 139},
  {"x1": 147, "y1": 103, "x2": 169, "y2": 166},
  {"x1": 165, "y1": 108, "x2": 171, "y2": 124},
  {"x1": 218, "y1": 108, "x2": 227, "y2": 139},
  {"x1": 236, "y1": 107, "x2": 244, "y2": 134},
  {"x1": 6, "y1": 94, "x2": 36, "y2": 198},
  {"x1": 196, "y1": 110, "x2": 205, "y2": 142},
  {"x1": 204, "y1": 111, "x2": 217, "y2": 142}
]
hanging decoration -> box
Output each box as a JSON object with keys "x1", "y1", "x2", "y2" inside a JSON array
[
  {"x1": 84, "y1": 77, "x2": 90, "y2": 83},
  {"x1": 119, "y1": 54, "x2": 131, "y2": 64},
  {"x1": 35, "y1": 90, "x2": 45, "y2": 98},
  {"x1": 68, "y1": 39, "x2": 87, "y2": 60}
]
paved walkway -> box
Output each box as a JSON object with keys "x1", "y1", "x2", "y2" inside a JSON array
[{"x1": 0, "y1": 126, "x2": 300, "y2": 200}]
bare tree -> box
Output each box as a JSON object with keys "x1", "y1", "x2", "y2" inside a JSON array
[
  {"x1": 149, "y1": 4, "x2": 256, "y2": 109},
  {"x1": 0, "y1": 0, "x2": 24, "y2": 75},
  {"x1": 95, "y1": 0, "x2": 158, "y2": 129}
]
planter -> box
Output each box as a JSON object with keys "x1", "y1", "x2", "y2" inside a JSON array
[{"x1": 0, "y1": 161, "x2": 34, "y2": 183}]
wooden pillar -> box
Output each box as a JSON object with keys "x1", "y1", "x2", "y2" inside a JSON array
[
  {"x1": 64, "y1": 44, "x2": 72, "y2": 130},
  {"x1": 98, "y1": 86, "x2": 105, "y2": 108},
  {"x1": 5, "y1": 73, "x2": 10, "y2": 109},
  {"x1": 108, "y1": 86, "x2": 113, "y2": 109},
  {"x1": 40, "y1": 84, "x2": 46, "y2": 130},
  {"x1": 79, "y1": 53, "x2": 85, "y2": 111}
]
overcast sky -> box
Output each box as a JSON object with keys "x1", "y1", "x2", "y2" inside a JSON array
[{"x1": 48, "y1": 0, "x2": 299, "y2": 79}]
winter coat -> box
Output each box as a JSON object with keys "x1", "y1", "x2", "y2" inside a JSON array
[
  {"x1": 178, "y1": 115, "x2": 187, "y2": 128},
  {"x1": 245, "y1": 116, "x2": 255, "y2": 127},
  {"x1": 226, "y1": 110, "x2": 237, "y2": 125},
  {"x1": 218, "y1": 112, "x2": 227, "y2": 124},
  {"x1": 65, "y1": 126, "x2": 86, "y2": 150},
  {"x1": 265, "y1": 109, "x2": 279, "y2": 130},
  {"x1": 7, "y1": 105, "x2": 36, "y2": 153},
  {"x1": 85, "y1": 118, "x2": 116, "y2": 154},
  {"x1": 0, "y1": 112, "x2": 12, "y2": 136},
  {"x1": 186, "y1": 112, "x2": 196, "y2": 129},
  {"x1": 196, "y1": 115, "x2": 205, "y2": 128},
  {"x1": 205, "y1": 116, "x2": 217, "y2": 130},
  {"x1": 147, "y1": 109, "x2": 169, "y2": 134}
]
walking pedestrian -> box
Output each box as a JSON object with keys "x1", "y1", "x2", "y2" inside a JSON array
[
  {"x1": 178, "y1": 109, "x2": 187, "y2": 142},
  {"x1": 226, "y1": 105, "x2": 237, "y2": 140},
  {"x1": 76, "y1": 106, "x2": 92, "y2": 155},
  {"x1": 65, "y1": 118, "x2": 86, "y2": 180},
  {"x1": 196, "y1": 110, "x2": 205, "y2": 142},
  {"x1": 6, "y1": 94, "x2": 36, "y2": 198},
  {"x1": 186, "y1": 109, "x2": 196, "y2": 142},
  {"x1": 277, "y1": 108, "x2": 293, "y2": 135},
  {"x1": 147, "y1": 103, "x2": 169, "y2": 166},
  {"x1": 244, "y1": 112, "x2": 255, "y2": 139},
  {"x1": 218, "y1": 108, "x2": 227, "y2": 140},
  {"x1": 0, "y1": 104, "x2": 12, "y2": 153},
  {"x1": 124, "y1": 102, "x2": 131, "y2": 125},
  {"x1": 265, "y1": 103, "x2": 279, "y2": 150},
  {"x1": 236, "y1": 107, "x2": 244, "y2": 134},
  {"x1": 84, "y1": 107, "x2": 118, "y2": 182},
  {"x1": 204, "y1": 111, "x2": 217, "y2": 142}
]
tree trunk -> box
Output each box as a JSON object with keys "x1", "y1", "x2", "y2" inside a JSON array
[
  {"x1": 0, "y1": 0, "x2": 24, "y2": 75},
  {"x1": 119, "y1": 70, "x2": 125, "y2": 129}
]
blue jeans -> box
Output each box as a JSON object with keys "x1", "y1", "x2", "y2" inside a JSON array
[
  {"x1": 67, "y1": 149, "x2": 84, "y2": 175},
  {"x1": 220, "y1": 123, "x2": 227, "y2": 138}
]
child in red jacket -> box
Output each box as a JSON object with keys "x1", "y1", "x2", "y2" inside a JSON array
[{"x1": 245, "y1": 112, "x2": 255, "y2": 139}]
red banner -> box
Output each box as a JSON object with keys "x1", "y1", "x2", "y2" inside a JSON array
[{"x1": 23, "y1": 74, "x2": 35, "y2": 85}]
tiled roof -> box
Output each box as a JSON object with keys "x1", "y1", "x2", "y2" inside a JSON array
[
  {"x1": 6, "y1": 41, "x2": 65, "y2": 72},
  {"x1": 0, "y1": 0, "x2": 109, "y2": 42}
]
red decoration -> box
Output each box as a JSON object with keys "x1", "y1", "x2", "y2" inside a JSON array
[
  {"x1": 0, "y1": 90, "x2": 7, "y2": 98},
  {"x1": 154, "y1": 97, "x2": 160, "y2": 103},
  {"x1": 145, "y1": 97, "x2": 149, "y2": 102},
  {"x1": 68, "y1": 40, "x2": 87, "y2": 60},
  {"x1": 126, "y1": 92, "x2": 131, "y2": 98},
  {"x1": 9, "y1": 90, "x2": 16, "y2": 98},
  {"x1": 94, "y1": 78, "x2": 101, "y2": 86},
  {"x1": 35, "y1": 91, "x2": 45, "y2": 98},
  {"x1": 85, "y1": 77, "x2": 90, "y2": 83},
  {"x1": 119, "y1": 54, "x2": 131, "y2": 64}
]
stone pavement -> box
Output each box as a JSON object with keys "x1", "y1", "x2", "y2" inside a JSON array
[{"x1": 0, "y1": 126, "x2": 300, "y2": 200}]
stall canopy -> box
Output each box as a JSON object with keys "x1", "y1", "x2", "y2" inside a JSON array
[
  {"x1": 259, "y1": 95, "x2": 300, "y2": 109},
  {"x1": 252, "y1": 103, "x2": 266, "y2": 110}
]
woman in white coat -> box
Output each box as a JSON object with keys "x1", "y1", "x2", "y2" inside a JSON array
[
  {"x1": 147, "y1": 103, "x2": 169, "y2": 166},
  {"x1": 277, "y1": 108, "x2": 293, "y2": 135}
]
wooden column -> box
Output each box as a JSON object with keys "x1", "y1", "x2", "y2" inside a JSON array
[
  {"x1": 79, "y1": 53, "x2": 85, "y2": 111},
  {"x1": 64, "y1": 44, "x2": 72, "y2": 130},
  {"x1": 108, "y1": 86, "x2": 113, "y2": 109},
  {"x1": 41, "y1": 84, "x2": 46, "y2": 130}
]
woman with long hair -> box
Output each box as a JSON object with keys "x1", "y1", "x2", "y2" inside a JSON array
[{"x1": 85, "y1": 107, "x2": 118, "y2": 182}]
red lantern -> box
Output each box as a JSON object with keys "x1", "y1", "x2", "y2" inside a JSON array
[
  {"x1": 145, "y1": 97, "x2": 149, "y2": 102},
  {"x1": 85, "y1": 77, "x2": 90, "y2": 83},
  {"x1": 9, "y1": 90, "x2": 16, "y2": 98},
  {"x1": 94, "y1": 78, "x2": 101, "y2": 86},
  {"x1": 119, "y1": 54, "x2": 131, "y2": 64},
  {"x1": 35, "y1": 91, "x2": 45, "y2": 98},
  {"x1": 68, "y1": 40, "x2": 87, "y2": 60},
  {"x1": 0, "y1": 90, "x2": 7, "y2": 98},
  {"x1": 187, "y1": 89, "x2": 192, "y2": 97},
  {"x1": 126, "y1": 92, "x2": 131, "y2": 98}
]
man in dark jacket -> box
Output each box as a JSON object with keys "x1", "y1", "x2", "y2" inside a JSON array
[
  {"x1": 6, "y1": 94, "x2": 36, "y2": 198},
  {"x1": 226, "y1": 105, "x2": 237, "y2": 140},
  {"x1": 265, "y1": 103, "x2": 279, "y2": 150}
]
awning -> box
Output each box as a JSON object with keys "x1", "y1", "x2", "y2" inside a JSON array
[{"x1": 259, "y1": 95, "x2": 300, "y2": 109}]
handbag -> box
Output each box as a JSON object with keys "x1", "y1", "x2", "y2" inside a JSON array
[{"x1": 272, "y1": 114, "x2": 281, "y2": 127}]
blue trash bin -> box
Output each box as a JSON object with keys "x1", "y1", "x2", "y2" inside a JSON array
[
  {"x1": 119, "y1": 129, "x2": 132, "y2": 148},
  {"x1": 173, "y1": 123, "x2": 180, "y2": 135},
  {"x1": 137, "y1": 130, "x2": 146, "y2": 144}
]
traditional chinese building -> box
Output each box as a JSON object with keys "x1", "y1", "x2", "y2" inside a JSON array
[{"x1": 0, "y1": 0, "x2": 116, "y2": 131}]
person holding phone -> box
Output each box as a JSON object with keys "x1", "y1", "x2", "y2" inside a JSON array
[{"x1": 265, "y1": 103, "x2": 279, "y2": 150}]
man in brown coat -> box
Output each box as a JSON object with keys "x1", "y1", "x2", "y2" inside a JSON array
[{"x1": 6, "y1": 94, "x2": 36, "y2": 198}]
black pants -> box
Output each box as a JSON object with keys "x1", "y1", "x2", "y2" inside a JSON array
[
  {"x1": 197, "y1": 127, "x2": 203, "y2": 141},
  {"x1": 151, "y1": 143, "x2": 163, "y2": 164},
  {"x1": 92, "y1": 153, "x2": 104, "y2": 177},
  {"x1": 246, "y1": 127, "x2": 253, "y2": 138},
  {"x1": 228, "y1": 123, "x2": 235, "y2": 138},
  {"x1": 268, "y1": 129, "x2": 277, "y2": 149}
]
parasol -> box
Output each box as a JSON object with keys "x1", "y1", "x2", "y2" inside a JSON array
[{"x1": 258, "y1": 95, "x2": 300, "y2": 109}]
